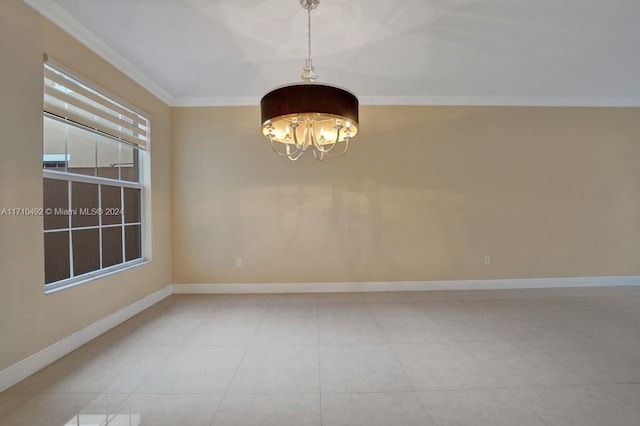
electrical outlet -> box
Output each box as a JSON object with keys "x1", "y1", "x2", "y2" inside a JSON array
[
  {"x1": 236, "y1": 258, "x2": 244, "y2": 268},
  {"x1": 484, "y1": 256, "x2": 491, "y2": 265}
]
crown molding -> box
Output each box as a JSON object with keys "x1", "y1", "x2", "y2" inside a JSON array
[
  {"x1": 24, "y1": 0, "x2": 174, "y2": 106},
  {"x1": 171, "y1": 96, "x2": 262, "y2": 107},
  {"x1": 358, "y1": 95, "x2": 640, "y2": 107},
  {"x1": 170, "y1": 94, "x2": 640, "y2": 108}
]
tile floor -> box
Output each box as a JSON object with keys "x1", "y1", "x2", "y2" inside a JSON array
[{"x1": 1, "y1": 286, "x2": 640, "y2": 425}]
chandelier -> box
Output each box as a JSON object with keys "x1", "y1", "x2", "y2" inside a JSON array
[{"x1": 260, "y1": 0, "x2": 359, "y2": 161}]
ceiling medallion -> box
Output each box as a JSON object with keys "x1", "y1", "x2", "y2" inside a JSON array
[{"x1": 260, "y1": 0, "x2": 359, "y2": 161}]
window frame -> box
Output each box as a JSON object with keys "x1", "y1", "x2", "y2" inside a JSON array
[{"x1": 42, "y1": 58, "x2": 152, "y2": 294}]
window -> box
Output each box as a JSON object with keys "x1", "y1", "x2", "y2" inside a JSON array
[{"x1": 42, "y1": 57, "x2": 150, "y2": 292}]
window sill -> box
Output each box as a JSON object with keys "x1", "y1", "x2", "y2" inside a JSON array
[{"x1": 44, "y1": 259, "x2": 150, "y2": 294}]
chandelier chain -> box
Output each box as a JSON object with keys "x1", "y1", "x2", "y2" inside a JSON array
[{"x1": 307, "y1": 8, "x2": 312, "y2": 62}]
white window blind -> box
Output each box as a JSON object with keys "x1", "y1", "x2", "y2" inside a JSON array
[{"x1": 43, "y1": 58, "x2": 148, "y2": 149}]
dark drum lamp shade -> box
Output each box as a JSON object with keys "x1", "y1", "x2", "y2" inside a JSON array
[{"x1": 261, "y1": 83, "x2": 359, "y2": 129}]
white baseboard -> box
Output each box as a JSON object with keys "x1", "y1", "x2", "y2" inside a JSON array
[
  {"x1": 173, "y1": 276, "x2": 640, "y2": 294},
  {"x1": 0, "y1": 285, "x2": 172, "y2": 392}
]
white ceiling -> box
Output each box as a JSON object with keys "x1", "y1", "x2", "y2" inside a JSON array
[{"x1": 27, "y1": 0, "x2": 640, "y2": 106}]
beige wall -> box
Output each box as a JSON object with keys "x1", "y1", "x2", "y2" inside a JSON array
[
  {"x1": 0, "y1": 1, "x2": 172, "y2": 372},
  {"x1": 172, "y1": 105, "x2": 640, "y2": 284}
]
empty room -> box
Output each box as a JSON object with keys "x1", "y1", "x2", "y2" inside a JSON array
[{"x1": 1, "y1": 0, "x2": 640, "y2": 425}]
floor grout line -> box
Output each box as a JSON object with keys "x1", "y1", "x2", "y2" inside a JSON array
[
  {"x1": 207, "y1": 297, "x2": 273, "y2": 426},
  {"x1": 370, "y1": 309, "x2": 437, "y2": 425}
]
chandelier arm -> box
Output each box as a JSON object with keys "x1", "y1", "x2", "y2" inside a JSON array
[
  {"x1": 314, "y1": 126, "x2": 342, "y2": 153},
  {"x1": 334, "y1": 126, "x2": 342, "y2": 145},
  {"x1": 313, "y1": 140, "x2": 337, "y2": 153},
  {"x1": 310, "y1": 124, "x2": 335, "y2": 153},
  {"x1": 291, "y1": 123, "x2": 308, "y2": 150},
  {"x1": 291, "y1": 124, "x2": 301, "y2": 149},
  {"x1": 310, "y1": 125, "x2": 319, "y2": 150},
  {"x1": 319, "y1": 143, "x2": 337, "y2": 153},
  {"x1": 270, "y1": 138, "x2": 299, "y2": 156},
  {"x1": 287, "y1": 148, "x2": 305, "y2": 161},
  {"x1": 325, "y1": 137, "x2": 350, "y2": 157},
  {"x1": 312, "y1": 148, "x2": 325, "y2": 161},
  {"x1": 269, "y1": 138, "x2": 288, "y2": 156},
  {"x1": 286, "y1": 142, "x2": 302, "y2": 156},
  {"x1": 306, "y1": 122, "x2": 314, "y2": 149}
]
